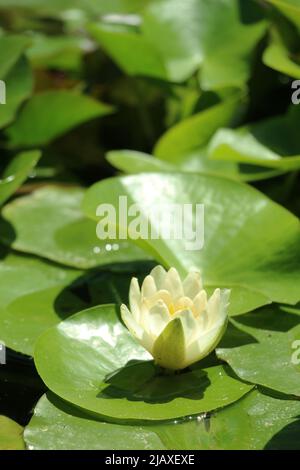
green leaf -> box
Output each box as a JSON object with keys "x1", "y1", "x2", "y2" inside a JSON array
[
  {"x1": 25, "y1": 393, "x2": 166, "y2": 450},
  {"x1": 154, "y1": 96, "x2": 240, "y2": 159},
  {"x1": 266, "y1": 0, "x2": 300, "y2": 29},
  {"x1": 0, "y1": 0, "x2": 147, "y2": 15},
  {"x1": 27, "y1": 34, "x2": 83, "y2": 71},
  {"x1": 83, "y1": 172, "x2": 300, "y2": 311},
  {"x1": 0, "y1": 248, "x2": 152, "y2": 355},
  {"x1": 108, "y1": 149, "x2": 285, "y2": 183},
  {"x1": 263, "y1": 39, "x2": 300, "y2": 79},
  {"x1": 107, "y1": 150, "x2": 175, "y2": 174},
  {"x1": 209, "y1": 106, "x2": 300, "y2": 171},
  {"x1": 0, "y1": 151, "x2": 41, "y2": 206},
  {"x1": 25, "y1": 389, "x2": 300, "y2": 450},
  {"x1": 0, "y1": 186, "x2": 149, "y2": 269},
  {"x1": 0, "y1": 57, "x2": 33, "y2": 129},
  {"x1": 90, "y1": 0, "x2": 265, "y2": 86},
  {"x1": 6, "y1": 90, "x2": 112, "y2": 148},
  {"x1": 0, "y1": 35, "x2": 30, "y2": 80},
  {"x1": 89, "y1": 23, "x2": 167, "y2": 81},
  {"x1": 195, "y1": 389, "x2": 300, "y2": 450},
  {"x1": 143, "y1": 0, "x2": 266, "y2": 86},
  {"x1": 34, "y1": 304, "x2": 252, "y2": 422},
  {"x1": 217, "y1": 323, "x2": 300, "y2": 396},
  {"x1": 0, "y1": 416, "x2": 24, "y2": 450},
  {"x1": 0, "y1": 251, "x2": 81, "y2": 353}
]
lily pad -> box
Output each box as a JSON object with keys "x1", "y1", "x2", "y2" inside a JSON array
[
  {"x1": 217, "y1": 324, "x2": 300, "y2": 396},
  {"x1": 0, "y1": 416, "x2": 24, "y2": 450},
  {"x1": 143, "y1": 0, "x2": 266, "y2": 87},
  {"x1": 82, "y1": 172, "x2": 300, "y2": 310},
  {"x1": 108, "y1": 148, "x2": 284, "y2": 184},
  {"x1": 34, "y1": 304, "x2": 252, "y2": 422},
  {"x1": 0, "y1": 186, "x2": 150, "y2": 269},
  {"x1": 6, "y1": 90, "x2": 112, "y2": 148},
  {"x1": 25, "y1": 389, "x2": 300, "y2": 450},
  {"x1": 0, "y1": 259, "x2": 153, "y2": 356},
  {"x1": 0, "y1": 151, "x2": 41, "y2": 206},
  {"x1": 209, "y1": 106, "x2": 300, "y2": 171},
  {"x1": 91, "y1": 0, "x2": 265, "y2": 86}
]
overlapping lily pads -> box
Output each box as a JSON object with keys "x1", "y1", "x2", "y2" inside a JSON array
[
  {"x1": 90, "y1": 0, "x2": 266, "y2": 87},
  {"x1": 25, "y1": 389, "x2": 300, "y2": 450},
  {"x1": 0, "y1": 243, "x2": 153, "y2": 355},
  {"x1": 217, "y1": 323, "x2": 300, "y2": 396},
  {"x1": 34, "y1": 304, "x2": 253, "y2": 422},
  {"x1": 0, "y1": 416, "x2": 24, "y2": 450},
  {"x1": 0, "y1": 186, "x2": 150, "y2": 268},
  {"x1": 82, "y1": 172, "x2": 300, "y2": 313}
]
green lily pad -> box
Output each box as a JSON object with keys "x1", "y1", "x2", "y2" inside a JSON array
[
  {"x1": 0, "y1": 57, "x2": 33, "y2": 129},
  {"x1": 6, "y1": 90, "x2": 112, "y2": 148},
  {"x1": 217, "y1": 324, "x2": 300, "y2": 396},
  {"x1": 34, "y1": 304, "x2": 252, "y2": 422},
  {"x1": 0, "y1": 416, "x2": 24, "y2": 450},
  {"x1": 89, "y1": 23, "x2": 167, "y2": 82},
  {"x1": 0, "y1": 151, "x2": 41, "y2": 206},
  {"x1": 143, "y1": 0, "x2": 266, "y2": 87},
  {"x1": 0, "y1": 257, "x2": 153, "y2": 356},
  {"x1": 0, "y1": 251, "x2": 80, "y2": 316},
  {"x1": 108, "y1": 148, "x2": 285, "y2": 183},
  {"x1": 25, "y1": 393, "x2": 166, "y2": 450},
  {"x1": 0, "y1": 35, "x2": 30, "y2": 79},
  {"x1": 209, "y1": 106, "x2": 300, "y2": 171},
  {"x1": 91, "y1": 0, "x2": 265, "y2": 86},
  {"x1": 0, "y1": 186, "x2": 150, "y2": 269},
  {"x1": 25, "y1": 389, "x2": 300, "y2": 450},
  {"x1": 82, "y1": 172, "x2": 300, "y2": 311}
]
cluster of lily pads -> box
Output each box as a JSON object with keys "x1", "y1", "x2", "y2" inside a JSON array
[{"x1": 0, "y1": 0, "x2": 300, "y2": 451}]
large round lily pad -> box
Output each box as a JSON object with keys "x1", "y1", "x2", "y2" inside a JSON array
[
  {"x1": 83, "y1": 172, "x2": 300, "y2": 312},
  {"x1": 34, "y1": 304, "x2": 252, "y2": 422},
  {"x1": 25, "y1": 389, "x2": 300, "y2": 450}
]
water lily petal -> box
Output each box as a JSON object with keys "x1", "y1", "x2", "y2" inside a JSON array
[
  {"x1": 163, "y1": 267, "x2": 184, "y2": 299},
  {"x1": 150, "y1": 265, "x2": 167, "y2": 289},
  {"x1": 183, "y1": 270, "x2": 202, "y2": 298},
  {"x1": 121, "y1": 304, "x2": 154, "y2": 352},
  {"x1": 143, "y1": 289, "x2": 173, "y2": 311},
  {"x1": 141, "y1": 274, "x2": 157, "y2": 298},
  {"x1": 174, "y1": 308, "x2": 200, "y2": 346},
  {"x1": 129, "y1": 277, "x2": 141, "y2": 321},
  {"x1": 186, "y1": 318, "x2": 228, "y2": 367},
  {"x1": 207, "y1": 288, "x2": 230, "y2": 326},
  {"x1": 193, "y1": 290, "x2": 207, "y2": 316},
  {"x1": 175, "y1": 296, "x2": 194, "y2": 312},
  {"x1": 120, "y1": 304, "x2": 143, "y2": 340},
  {"x1": 147, "y1": 300, "x2": 171, "y2": 337},
  {"x1": 152, "y1": 317, "x2": 186, "y2": 370}
]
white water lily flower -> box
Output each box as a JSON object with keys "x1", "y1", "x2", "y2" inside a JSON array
[{"x1": 121, "y1": 265, "x2": 230, "y2": 370}]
